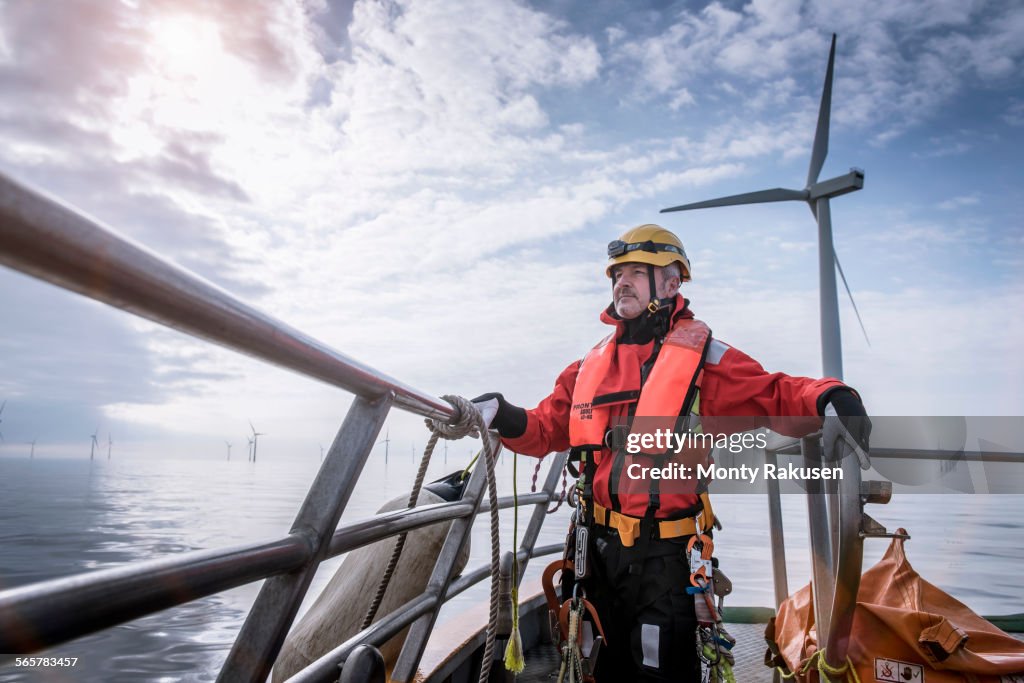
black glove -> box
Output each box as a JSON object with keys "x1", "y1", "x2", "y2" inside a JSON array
[
  {"x1": 820, "y1": 388, "x2": 871, "y2": 463},
  {"x1": 470, "y1": 393, "x2": 527, "y2": 439}
]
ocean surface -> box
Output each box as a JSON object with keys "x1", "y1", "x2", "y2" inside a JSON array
[{"x1": 1, "y1": 454, "x2": 1022, "y2": 682}]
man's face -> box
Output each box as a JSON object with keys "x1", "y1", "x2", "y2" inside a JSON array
[{"x1": 611, "y1": 263, "x2": 679, "y2": 319}]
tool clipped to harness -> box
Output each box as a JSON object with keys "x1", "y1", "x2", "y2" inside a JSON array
[
  {"x1": 572, "y1": 498, "x2": 591, "y2": 580},
  {"x1": 555, "y1": 586, "x2": 608, "y2": 683},
  {"x1": 542, "y1": 560, "x2": 607, "y2": 683},
  {"x1": 687, "y1": 532, "x2": 714, "y2": 581}
]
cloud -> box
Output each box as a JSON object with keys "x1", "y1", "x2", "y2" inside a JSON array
[
  {"x1": 608, "y1": 1, "x2": 1024, "y2": 146},
  {"x1": 1004, "y1": 99, "x2": 1024, "y2": 126},
  {"x1": 937, "y1": 194, "x2": 981, "y2": 210}
]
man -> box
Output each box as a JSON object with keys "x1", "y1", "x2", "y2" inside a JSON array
[{"x1": 475, "y1": 224, "x2": 869, "y2": 681}]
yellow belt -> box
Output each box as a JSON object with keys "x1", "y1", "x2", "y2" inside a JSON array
[{"x1": 591, "y1": 492, "x2": 715, "y2": 548}]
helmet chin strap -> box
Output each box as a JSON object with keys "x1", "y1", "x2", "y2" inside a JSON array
[{"x1": 646, "y1": 263, "x2": 662, "y2": 315}]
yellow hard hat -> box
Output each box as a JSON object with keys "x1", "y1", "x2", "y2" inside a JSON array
[{"x1": 605, "y1": 224, "x2": 691, "y2": 281}]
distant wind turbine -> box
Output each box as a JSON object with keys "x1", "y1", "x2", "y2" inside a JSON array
[
  {"x1": 249, "y1": 420, "x2": 264, "y2": 462},
  {"x1": 661, "y1": 33, "x2": 867, "y2": 381},
  {"x1": 0, "y1": 400, "x2": 6, "y2": 442},
  {"x1": 247, "y1": 436, "x2": 254, "y2": 461},
  {"x1": 107, "y1": 434, "x2": 113, "y2": 460},
  {"x1": 225, "y1": 441, "x2": 232, "y2": 461},
  {"x1": 90, "y1": 429, "x2": 99, "y2": 460},
  {"x1": 319, "y1": 443, "x2": 325, "y2": 462},
  {"x1": 29, "y1": 438, "x2": 36, "y2": 458},
  {"x1": 377, "y1": 428, "x2": 390, "y2": 464}
]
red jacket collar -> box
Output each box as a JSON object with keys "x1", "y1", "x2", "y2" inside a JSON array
[{"x1": 600, "y1": 294, "x2": 694, "y2": 335}]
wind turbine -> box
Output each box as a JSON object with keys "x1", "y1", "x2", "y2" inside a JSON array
[
  {"x1": 661, "y1": 33, "x2": 866, "y2": 381},
  {"x1": 247, "y1": 436, "x2": 254, "y2": 461},
  {"x1": 89, "y1": 429, "x2": 99, "y2": 460},
  {"x1": 0, "y1": 400, "x2": 6, "y2": 442},
  {"x1": 107, "y1": 434, "x2": 113, "y2": 460},
  {"x1": 29, "y1": 438, "x2": 36, "y2": 458},
  {"x1": 377, "y1": 428, "x2": 390, "y2": 464},
  {"x1": 319, "y1": 443, "x2": 325, "y2": 462},
  {"x1": 225, "y1": 441, "x2": 232, "y2": 461},
  {"x1": 248, "y1": 421, "x2": 264, "y2": 462}
]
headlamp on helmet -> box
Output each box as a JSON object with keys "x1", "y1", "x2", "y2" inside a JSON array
[{"x1": 605, "y1": 224, "x2": 691, "y2": 281}]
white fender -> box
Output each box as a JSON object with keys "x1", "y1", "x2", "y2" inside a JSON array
[{"x1": 273, "y1": 490, "x2": 470, "y2": 681}]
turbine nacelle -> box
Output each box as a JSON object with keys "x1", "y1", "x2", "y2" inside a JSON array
[{"x1": 809, "y1": 169, "x2": 864, "y2": 202}]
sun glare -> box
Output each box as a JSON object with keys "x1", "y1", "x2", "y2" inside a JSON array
[
  {"x1": 105, "y1": 8, "x2": 313, "y2": 205},
  {"x1": 110, "y1": 13, "x2": 255, "y2": 160},
  {"x1": 150, "y1": 15, "x2": 222, "y2": 77}
]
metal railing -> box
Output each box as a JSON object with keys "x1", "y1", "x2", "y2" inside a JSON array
[{"x1": 0, "y1": 171, "x2": 570, "y2": 682}]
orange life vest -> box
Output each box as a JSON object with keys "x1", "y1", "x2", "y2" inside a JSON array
[{"x1": 568, "y1": 319, "x2": 712, "y2": 455}]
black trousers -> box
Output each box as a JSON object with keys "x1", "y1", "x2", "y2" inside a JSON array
[{"x1": 569, "y1": 524, "x2": 702, "y2": 682}]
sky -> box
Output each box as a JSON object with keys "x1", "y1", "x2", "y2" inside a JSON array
[{"x1": 0, "y1": 0, "x2": 1022, "y2": 461}]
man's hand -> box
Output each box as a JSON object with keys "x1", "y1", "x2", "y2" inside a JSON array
[
  {"x1": 471, "y1": 393, "x2": 501, "y2": 432},
  {"x1": 822, "y1": 388, "x2": 871, "y2": 467},
  {"x1": 470, "y1": 393, "x2": 527, "y2": 439}
]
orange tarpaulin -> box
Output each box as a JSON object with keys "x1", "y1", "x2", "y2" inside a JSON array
[{"x1": 768, "y1": 529, "x2": 1024, "y2": 682}]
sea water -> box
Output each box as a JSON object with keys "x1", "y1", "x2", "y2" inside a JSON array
[{"x1": 1, "y1": 455, "x2": 1022, "y2": 682}]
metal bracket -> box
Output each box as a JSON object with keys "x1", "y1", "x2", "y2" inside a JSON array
[{"x1": 860, "y1": 513, "x2": 911, "y2": 539}]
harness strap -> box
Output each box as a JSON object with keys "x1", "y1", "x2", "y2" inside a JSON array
[{"x1": 590, "y1": 493, "x2": 716, "y2": 547}]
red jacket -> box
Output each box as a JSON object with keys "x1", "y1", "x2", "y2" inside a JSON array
[{"x1": 502, "y1": 295, "x2": 847, "y2": 518}]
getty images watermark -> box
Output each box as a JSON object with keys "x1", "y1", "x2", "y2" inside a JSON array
[
  {"x1": 606, "y1": 416, "x2": 1024, "y2": 495},
  {"x1": 623, "y1": 429, "x2": 842, "y2": 483}
]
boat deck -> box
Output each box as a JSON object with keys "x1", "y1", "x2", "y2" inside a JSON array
[
  {"x1": 516, "y1": 622, "x2": 772, "y2": 682},
  {"x1": 416, "y1": 587, "x2": 777, "y2": 682}
]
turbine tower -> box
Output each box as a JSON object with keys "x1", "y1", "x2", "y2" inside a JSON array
[
  {"x1": 29, "y1": 438, "x2": 36, "y2": 458},
  {"x1": 247, "y1": 436, "x2": 254, "y2": 461},
  {"x1": 661, "y1": 33, "x2": 865, "y2": 380},
  {"x1": 248, "y1": 421, "x2": 264, "y2": 462},
  {"x1": 0, "y1": 400, "x2": 6, "y2": 442},
  {"x1": 89, "y1": 429, "x2": 99, "y2": 460},
  {"x1": 226, "y1": 441, "x2": 232, "y2": 461},
  {"x1": 107, "y1": 434, "x2": 113, "y2": 460}
]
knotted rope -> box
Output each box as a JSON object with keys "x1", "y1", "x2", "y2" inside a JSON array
[
  {"x1": 424, "y1": 395, "x2": 503, "y2": 683},
  {"x1": 361, "y1": 396, "x2": 503, "y2": 683},
  {"x1": 776, "y1": 649, "x2": 861, "y2": 683}
]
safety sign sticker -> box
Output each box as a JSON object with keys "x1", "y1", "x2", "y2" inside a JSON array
[{"x1": 875, "y1": 658, "x2": 924, "y2": 682}]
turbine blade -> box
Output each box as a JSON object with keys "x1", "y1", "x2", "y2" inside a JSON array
[
  {"x1": 834, "y1": 249, "x2": 870, "y2": 347},
  {"x1": 807, "y1": 34, "x2": 836, "y2": 187},
  {"x1": 661, "y1": 188, "x2": 807, "y2": 213}
]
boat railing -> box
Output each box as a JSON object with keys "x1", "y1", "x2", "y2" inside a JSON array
[{"x1": 0, "y1": 171, "x2": 569, "y2": 682}]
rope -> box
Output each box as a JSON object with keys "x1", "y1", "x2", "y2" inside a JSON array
[
  {"x1": 774, "y1": 649, "x2": 861, "y2": 683},
  {"x1": 425, "y1": 395, "x2": 504, "y2": 683},
  {"x1": 361, "y1": 428, "x2": 441, "y2": 629},
  {"x1": 531, "y1": 454, "x2": 569, "y2": 513},
  {"x1": 503, "y1": 453, "x2": 525, "y2": 673}
]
